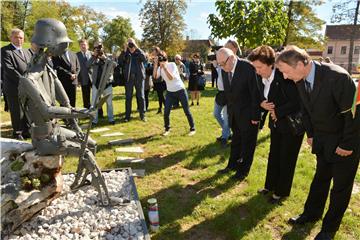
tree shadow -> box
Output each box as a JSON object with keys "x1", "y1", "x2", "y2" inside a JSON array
[
  {"x1": 178, "y1": 194, "x2": 278, "y2": 239},
  {"x1": 143, "y1": 172, "x2": 240, "y2": 239},
  {"x1": 281, "y1": 222, "x2": 318, "y2": 240}
]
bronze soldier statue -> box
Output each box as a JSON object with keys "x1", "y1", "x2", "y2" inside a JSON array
[{"x1": 18, "y1": 18, "x2": 110, "y2": 205}]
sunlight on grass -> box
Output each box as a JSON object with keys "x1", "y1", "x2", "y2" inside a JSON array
[{"x1": 1, "y1": 85, "x2": 359, "y2": 240}]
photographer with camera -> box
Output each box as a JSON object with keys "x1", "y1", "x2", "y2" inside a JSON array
[
  {"x1": 88, "y1": 40, "x2": 116, "y2": 126},
  {"x1": 153, "y1": 50, "x2": 196, "y2": 136},
  {"x1": 119, "y1": 38, "x2": 147, "y2": 122}
]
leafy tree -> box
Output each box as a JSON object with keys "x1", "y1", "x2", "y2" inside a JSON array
[
  {"x1": 1, "y1": 0, "x2": 31, "y2": 41},
  {"x1": 208, "y1": 0, "x2": 288, "y2": 50},
  {"x1": 283, "y1": 0, "x2": 325, "y2": 49},
  {"x1": 73, "y1": 5, "x2": 108, "y2": 42},
  {"x1": 139, "y1": 0, "x2": 187, "y2": 56},
  {"x1": 331, "y1": 0, "x2": 360, "y2": 73},
  {"x1": 102, "y1": 16, "x2": 135, "y2": 52}
]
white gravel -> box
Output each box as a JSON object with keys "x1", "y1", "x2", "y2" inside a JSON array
[{"x1": 3, "y1": 170, "x2": 147, "y2": 240}]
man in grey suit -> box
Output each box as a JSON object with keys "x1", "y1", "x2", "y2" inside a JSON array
[
  {"x1": 52, "y1": 48, "x2": 80, "y2": 107},
  {"x1": 1, "y1": 28, "x2": 31, "y2": 139},
  {"x1": 76, "y1": 39, "x2": 92, "y2": 109}
]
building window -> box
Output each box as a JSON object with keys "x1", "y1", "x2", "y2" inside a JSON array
[
  {"x1": 341, "y1": 46, "x2": 347, "y2": 55},
  {"x1": 354, "y1": 46, "x2": 360, "y2": 55},
  {"x1": 327, "y1": 46, "x2": 333, "y2": 54}
]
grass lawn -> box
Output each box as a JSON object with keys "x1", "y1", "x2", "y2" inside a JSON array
[{"x1": 1, "y1": 84, "x2": 359, "y2": 240}]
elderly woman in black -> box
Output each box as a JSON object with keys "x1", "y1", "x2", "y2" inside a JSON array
[{"x1": 248, "y1": 45, "x2": 304, "y2": 204}]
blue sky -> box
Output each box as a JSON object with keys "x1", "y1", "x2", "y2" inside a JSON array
[{"x1": 69, "y1": 0, "x2": 335, "y2": 41}]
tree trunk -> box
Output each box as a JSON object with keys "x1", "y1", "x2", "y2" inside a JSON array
[
  {"x1": 283, "y1": 0, "x2": 294, "y2": 46},
  {"x1": 348, "y1": 0, "x2": 359, "y2": 73}
]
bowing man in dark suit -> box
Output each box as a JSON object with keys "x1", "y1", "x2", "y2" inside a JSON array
[
  {"x1": 76, "y1": 39, "x2": 92, "y2": 109},
  {"x1": 248, "y1": 46, "x2": 304, "y2": 204},
  {"x1": 1, "y1": 28, "x2": 31, "y2": 139},
  {"x1": 216, "y1": 47, "x2": 261, "y2": 180},
  {"x1": 277, "y1": 46, "x2": 360, "y2": 240},
  {"x1": 53, "y1": 48, "x2": 80, "y2": 107}
]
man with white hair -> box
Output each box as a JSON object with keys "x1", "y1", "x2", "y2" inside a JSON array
[
  {"x1": 1, "y1": 28, "x2": 31, "y2": 140},
  {"x1": 216, "y1": 47, "x2": 261, "y2": 180}
]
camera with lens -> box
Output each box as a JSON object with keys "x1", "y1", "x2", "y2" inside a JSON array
[
  {"x1": 157, "y1": 54, "x2": 167, "y2": 62},
  {"x1": 94, "y1": 44, "x2": 104, "y2": 57},
  {"x1": 128, "y1": 42, "x2": 135, "y2": 49},
  {"x1": 207, "y1": 54, "x2": 216, "y2": 61}
]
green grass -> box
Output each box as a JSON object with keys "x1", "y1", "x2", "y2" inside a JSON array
[{"x1": 1, "y1": 85, "x2": 359, "y2": 240}]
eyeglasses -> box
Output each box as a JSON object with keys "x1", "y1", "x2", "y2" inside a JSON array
[{"x1": 218, "y1": 56, "x2": 230, "y2": 67}]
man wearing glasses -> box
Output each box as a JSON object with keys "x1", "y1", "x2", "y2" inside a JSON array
[{"x1": 216, "y1": 47, "x2": 261, "y2": 180}]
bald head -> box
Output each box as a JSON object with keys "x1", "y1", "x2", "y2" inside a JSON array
[{"x1": 216, "y1": 47, "x2": 236, "y2": 72}]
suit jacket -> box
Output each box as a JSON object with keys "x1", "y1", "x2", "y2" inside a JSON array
[
  {"x1": 52, "y1": 50, "x2": 80, "y2": 86},
  {"x1": 222, "y1": 58, "x2": 261, "y2": 130},
  {"x1": 297, "y1": 61, "x2": 359, "y2": 156},
  {"x1": 119, "y1": 48, "x2": 146, "y2": 82},
  {"x1": 1, "y1": 44, "x2": 31, "y2": 94},
  {"x1": 258, "y1": 69, "x2": 302, "y2": 133},
  {"x1": 76, "y1": 51, "x2": 93, "y2": 86}
]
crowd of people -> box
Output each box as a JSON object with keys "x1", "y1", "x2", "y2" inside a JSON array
[{"x1": 1, "y1": 25, "x2": 360, "y2": 240}]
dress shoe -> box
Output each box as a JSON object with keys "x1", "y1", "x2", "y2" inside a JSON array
[
  {"x1": 191, "y1": 102, "x2": 194, "y2": 106},
  {"x1": 141, "y1": 117, "x2": 147, "y2": 122},
  {"x1": 22, "y1": 131, "x2": 31, "y2": 139},
  {"x1": 314, "y1": 231, "x2": 335, "y2": 240},
  {"x1": 288, "y1": 214, "x2": 320, "y2": 225},
  {"x1": 220, "y1": 138, "x2": 227, "y2": 147},
  {"x1": 268, "y1": 195, "x2": 284, "y2": 205},
  {"x1": 109, "y1": 121, "x2": 115, "y2": 125},
  {"x1": 257, "y1": 188, "x2": 270, "y2": 195},
  {"x1": 217, "y1": 167, "x2": 234, "y2": 174},
  {"x1": 216, "y1": 136, "x2": 223, "y2": 142},
  {"x1": 157, "y1": 108, "x2": 162, "y2": 114},
  {"x1": 231, "y1": 172, "x2": 247, "y2": 181},
  {"x1": 13, "y1": 134, "x2": 24, "y2": 140}
]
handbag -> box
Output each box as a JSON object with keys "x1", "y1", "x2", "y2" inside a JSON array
[
  {"x1": 286, "y1": 111, "x2": 305, "y2": 136},
  {"x1": 197, "y1": 76, "x2": 206, "y2": 88},
  {"x1": 215, "y1": 91, "x2": 227, "y2": 106}
]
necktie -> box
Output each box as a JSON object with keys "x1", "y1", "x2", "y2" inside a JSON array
[
  {"x1": 83, "y1": 52, "x2": 86, "y2": 59},
  {"x1": 305, "y1": 79, "x2": 312, "y2": 93},
  {"x1": 228, "y1": 72, "x2": 233, "y2": 84},
  {"x1": 18, "y1": 49, "x2": 24, "y2": 59}
]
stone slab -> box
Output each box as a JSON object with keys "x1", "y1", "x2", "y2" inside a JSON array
[
  {"x1": 90, "y1": 127, "x2": 110, "y2": 133},
  {"x1": 109, "y1": 139, "x2": 134, "y2": 146},
  {"x1": 101, "y1": 132, "x2": 124, "y2": 137},
  {"x1": 116, "y1": 157, "x2": 145, "y2": 164},
  {"x1": 132, "y1": 169, "x2": 145, "y2": 178},
  {"x1": 115, "y1": 146, "x2": 144, "y2": 153}
]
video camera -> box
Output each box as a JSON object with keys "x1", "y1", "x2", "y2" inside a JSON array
[
  {"x1": 208, "y1": 45, "x2": 223, "y2": 61},
  {"x1": 128, "y1": 42, "x2": 135, "y2": 49}
]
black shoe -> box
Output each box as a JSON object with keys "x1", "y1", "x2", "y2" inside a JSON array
[
  {"x1": 197, "y1": 102, "x2": 199, "y2": 106},
  {"x1": 268, "y1": 195, "x2": 284, "y2": 205},
  {"x1": 314, "y1": 231, "x2": 335, "y2": 240},
  {"x1": 157, "y1": 108, "x2": 162, "y2": 114},
  {"x1": 288, "y1": 214, "x2": 320, "y2": 225},
  {"x1": 22, "y1": 131, "x2": 31, "y2": 139},
  {"x1": 257, "y1": 188, "x2": 270, "y2": 195},
  {"x1": 141, "y1": 116, "x2": 147, "y2": 122},
  {"x1": 216, "y1": 136, "x2": 223, "y2": 142},
  {"x1": 217, "y1": 167, "x2": 234, "y2": 174},
  {"x1": 13, "y1": 134, "x2": 24, "y2": 140},
  {"x1": 231, "y1": 172, "x2": 247, "y2": 181},
  {"x1": 191, "y1": 102, "x2": 194, "y2": 106},
  {"x1": 109, "y1": 121, "x2": 115, "y2": 125}
]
